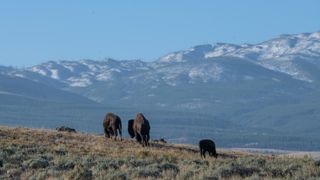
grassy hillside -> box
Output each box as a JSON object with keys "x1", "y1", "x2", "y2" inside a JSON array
[{"x1": 0, "y1": 126, "x2": 320, "y2": 179}]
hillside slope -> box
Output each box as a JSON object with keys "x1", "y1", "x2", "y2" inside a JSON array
[{"x1": 0, "y1": 126, "x2": 319, "y2": 179}]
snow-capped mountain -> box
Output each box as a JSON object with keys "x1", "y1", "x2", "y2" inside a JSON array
[
  {"x1": 3, "y1": 31, "x2": 319, "y2": 107},
  {"x1": 158, "y1": 31, "x2": 320, "y2": 82},
  {"x1": 205, "y1": 32, "x2": 320, "y2": 60},
  {"x1": 20, "y1": 59, "x2": 150, "y2": 87},
  {"x1": 9, "y1": 31, "x2": 318, "y2": 89},
  {"x1": 158, "y1": 31, "x2": 320, "y2": 62}
]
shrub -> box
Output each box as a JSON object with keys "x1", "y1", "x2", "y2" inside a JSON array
[
  {"x1": 269, "y1": 168, "x2": 286, "y2": 178},
  {"x1": 202, "y1": 176, "x2": 219, "y2": 180},
  {"x1": 41, "y1": 154, "x2": 54, "y2": 161},
  {"x1": 95, "y1": 158, "x2": 125, "y2": 172},
  {"x1": 3, "y1": 162, "x2": 20, "y2": 170},
  {"x1": 106, "y1": 162, "x2": 119, "y2": 170},
  {"x1": 55, "y1": 159, "x2": 75, "y2": 171},
  {"x1": 284, "y1": 164, "x2": 302, "y2": 177},
  {"x1": 256, "y1": 158, "x2": 266, "y2": 167},
  {"x1": 69, "y1": 164, "x2": 93, "y2": 180},
  {"x1": 192, "y1": 159, "x2": 209, "y2": 166},
  {"x1": 127, "y1": 158, "x2": 153, "y2": 168},
  {"x1": 137, "y1": 150, "x2": 150, "y2": 158},
  {"x1": 7, "y1": 153, "x2": 24, "y2": 165},
  {"x1": 24, "y1": 158, "x2": 49, "y2": 169},
  {"x1": 5, "y1": 168, "x2": 23, "y2": 177},
  {"x1": 218, "y1": 163, "x2": 260, "y2": 178},
  {"x1": 180, "y1": 171, "x2": 195, "y2": 179},
  {"x1": 2, "y1": 147, "x2": 15, "y2": 156},
  {"x1": 55, "y1": 148, "x2": 68, "y2": 156},
  {"x1": 82, "y1": 156, "x2": 97, "y2": 168},
  {"x1": 159, "y1": 162, "x2": 180, "y2": 174},
  {"x1": 28, "y1": 170, "x2": 49, "y2": 180},
  {"x1": 134, "y1": 167, "x2": 161, "y2": 178},
  {"x1": 107, "y1": 171, "x2": 128, "y2": 180},
  {"x1": 158, "y1": 154, "x2": 178, "y2": 163},
  {"x1": 94, "y1": 159, "x2": 111, "y2": 170}
]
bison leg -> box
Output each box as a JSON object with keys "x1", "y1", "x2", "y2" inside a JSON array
[
  {"x1": 146, "y1": 134, "x2": 150, "y2": 146},
  {"x1": 119, "y1": 129, "x2": 122, "y2": 141},
  {"x1": 142, "y1": 135, "x2": 147, "y2": 147},
  {"x1": 134, "y1": 131, "x2": 139, "y2": 142},
  {"x1": 144, "y1": 135, "x2": 149, "y2": 147},
  {"x1": 209, "y1": 151, "x2": 213, "y2": 157},
  {"x1": 108, "y1": 126, "x2": 114, "y2": 138},
  {"x1": 134, "y1": 131, "x2": 139, "y2": 143},
  {"x1": 145, "y1": 135, "x2": 150, "y2": 146},
  {"x1": 104, "y1": 128, "x2": 110, "y2": 139},
  {"x1": 137, "y1": 132, "x2": 144, "y2": 146},
  {"x1": 112, "y1": 127, "x2": 118, "y2": 141},
  {"x1": 201, "y1": 149, "x2": 206, "y2": 158}
]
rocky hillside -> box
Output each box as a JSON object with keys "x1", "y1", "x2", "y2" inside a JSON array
[{"x1": 0, "y1": 126, "x2": 320, "y2": 179}]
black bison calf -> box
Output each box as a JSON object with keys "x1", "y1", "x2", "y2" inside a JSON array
[
  {"x1": 103, "y1": 112, "x2": 122, "y2": 140},
  {"x1": 199, "y1": 139, "x2": 217, "y2": 158}
]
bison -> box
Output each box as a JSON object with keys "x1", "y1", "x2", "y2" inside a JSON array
[
  {"x1": 103, "y1": 112, "x2": 122, "y2": 140},
  {"x1": 133, "y1": 113, "x2": 150, "y2": 146},
  {"x1": 56, "y1": 126, "x2": 76, "y2": 133},
  {"x1": 199, "y1": 139, "x2": 217, "y2": 158}
]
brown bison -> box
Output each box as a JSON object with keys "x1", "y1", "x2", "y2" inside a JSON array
[
  {"x1": 133, "y1": 113, "x2": 150, "y2": 146},
  {"x1": 199, "y1": 139, "x2": 217, "y2": 158},
  {"x1": 103, "y1": 112, "x2": 122, "y2": 140}
]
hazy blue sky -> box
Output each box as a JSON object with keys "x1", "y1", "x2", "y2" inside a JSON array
[{"x1": 0, "y1": 0, "x2": 319, "y2": 67}]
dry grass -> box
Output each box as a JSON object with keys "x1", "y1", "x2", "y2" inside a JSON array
[{"x1": 0, "y1": 126, "x2": 319, "y2": 179}]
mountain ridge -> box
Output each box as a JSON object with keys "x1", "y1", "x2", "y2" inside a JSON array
[{"x1": 3, "y1": 31, "x2": 318, "y2": 86}]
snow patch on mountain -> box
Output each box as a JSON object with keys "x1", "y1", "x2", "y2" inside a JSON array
[
  {"x1": 50, "y1": 69, "x2": 59, "y2": 79},
  {"x1": 96, "y1": 72, "x2": 114, "y2": 81},
  {"x1": 62, "y1": 64, "x2": 75, "y2": 72},
  {"x1": 31, "y1": 67, "x2": 47, "y2": 76},
  {"x1": 188, "y1": 64, "x2": 223, "y2": 83},
  {"x1": 205, "y1": 43, "x2": 240, "y2": 58},
  {"x1": 13, "y1": 74, "x2": 25, "y2": 78},
  {"x1": 159, "y1": 53, "x2": 184, "y2": 63},
  {"x1": 257, "y1": 59, "x2": 312, "y2": 82},
  {"x1": 68, "y1": 77, "x2": 92, "y2": 87}
]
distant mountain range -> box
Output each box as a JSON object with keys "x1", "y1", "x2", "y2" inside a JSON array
[{"x1": 1, "y1": 31, "x2": 320, "y2": 150}]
